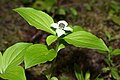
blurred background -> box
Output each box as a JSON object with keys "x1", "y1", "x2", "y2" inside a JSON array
[{"x1": 0, "y1": 0, "x2": 120, "y2": 80}]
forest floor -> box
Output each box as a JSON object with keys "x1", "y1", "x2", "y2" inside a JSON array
[{"x1": 0, "y1": 0, "x2": 120, "y2": 80}]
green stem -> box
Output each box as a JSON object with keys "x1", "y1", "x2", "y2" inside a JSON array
[
  {"x1": 55, "y1": 38, "x2": 61, "y2": 52},
  {"x1": 55, "y1": 44, "x2": 59, "y2": 52},
  {"x1": 47, "y1": 38, "x2": 61, "y2": 79},
  {"x1": 107, "y1": 52, "x2": 114, "y2": 67}
]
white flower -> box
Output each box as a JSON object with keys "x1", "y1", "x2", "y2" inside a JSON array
[{"x1": 51, "y1": 20, "x2": 73, "y2": 37}]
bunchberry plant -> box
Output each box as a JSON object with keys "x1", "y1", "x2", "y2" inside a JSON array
[{"x1": 0, "y1": 7, "x2": 119, "y2": 80}]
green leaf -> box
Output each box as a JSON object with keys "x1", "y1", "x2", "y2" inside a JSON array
[
  {"x1": 84, "y1": 3, "x2": 92, "y2": 11},
  {"x1": 14, "y1": 8, "x2": 55, "y2": 35},
  {"x1": 85, "y1": 71, "x2": 90, "y2": 80},
  {"x1": 111, "y1": 49, "x2": 120, "y2": 55},
  {"x1": 96, "y1": 50, "x2": 107, "y2": 54},
  {"x1": 51, "y1": 77, "x2": 58, "y2": 80},
  {"x1": 46, "y1": 49, "x2": 57, "y2": 61},
  {"x1": 58, "y1": 7, "x2": 66, "y2": 15},
  {"x1": 32, "y1": 0, "x2": 56, "y2": 12},
  {"x1": 59, "y1": 75, "x2": 69, "y2": 80},
  {"x1": 24, "y1": 44, "x2": 57, "y2": 68},
  {"x1": 57, "y1": 44, "x2": 65, "y2": 51},
  {"x1": 2, "y1": 42, "x2": 32, "y2": 72},
  {"x1": 0, "y1": 66, "x2": 26, "y2": 80},
  {"x1": 46, "y1": 35, "x2": 58, "y2": 46},
  {"x1": 64, "y1": 31, "x2": 109, "y2": 51},
  {"x1": 102, "y1": 67, "x2": 110, "y2": 72},
  {"x1": 74, "y1": 64, "x2": 84, "y2": 80},
  {"x1": 44, "y1": 0, "x2": 56, "y2": 12},
  {"x1": 73, "y1": 25, "x2": 84, "y2": 32},
  {"x1": 110, "y1": 1, "x2": 120, "y2": 13},
  {"x1": 105, "y1": 31, "x2": 111, "y2": 41},
  {"x1": 104, "y1": 58, "x2": 111, "y2": 66},
  {"x1": 112, "y1": 16, "x2": 120, "y2": 26},
  {"x1": 0, "y1": 52, "x2": 2, "y2": 73},
  {"x1": 111, "y1": 67, "x2": 120, "y2": 80},
  {"x1": 95, "y1": 77, "x2": 104, "y2": 80},
  {"x1": 70, "y1": 8, "x2": 78, "y2": 16}
]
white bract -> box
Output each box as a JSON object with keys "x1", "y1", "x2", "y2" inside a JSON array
[{"x1": 51, "y1": 20, "x2": 73, "y2": 37}]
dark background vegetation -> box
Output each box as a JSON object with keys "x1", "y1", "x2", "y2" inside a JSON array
[{"x1": 0, "y1": 0, "x2": 120, "y2": 80}]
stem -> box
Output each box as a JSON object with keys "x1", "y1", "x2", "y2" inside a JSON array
[
  {"x1": 55, "y1": 40, "x2": 60, "y2": 52},
  {"x1": 46, "y1": 38, "x2": 61, "y2": 79},
  {"x1": 108, "y1": 53, "x2": 111, "y2": 64},
  {"x1": 105, "y1": 51, "x2": 114, "y2": 68},
  {"x1": 95, "y1": 72, "x2": 102, "y2": 79},
  {"x1": 116, "y1": 64, "x2": 120, "y2": 68}
]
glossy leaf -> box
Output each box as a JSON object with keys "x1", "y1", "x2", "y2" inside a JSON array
[
  {"x1": 64, "y1": 31, "x2": 109, "y2": 51},
  {"x1": 24, "y1": 44, "x2": 57, "y2": 68},
  {"x1": 14, "y1": 8, "x2": 55, "y2": 34},
  {"x1": 57, "y1": 44, "x2": 65, "y2": 51},
  {"x1": 2, "y1": 43, "x2": 32, "y2": 72},
  {"x1": 46, "y1": 49, "x2": 57, "y2": 61},
  {"x1": 0, "y1": 66, "x2": 26, "y2": 80},
  {"x1": 0, "y1": 52, "x2": 2, "y2": 73},
  {"x1": 111, "y1": 67, "x2": 120, "y2": 80},
  {"x1": 73, "y1": 25, "x2": 84, "y2": 32},
  {"x1": 111, "y1": 49, "x2": 120, "y2": 55},
  {"x1": 46, "y1": 35, "x2": 58, "y2": 46}
]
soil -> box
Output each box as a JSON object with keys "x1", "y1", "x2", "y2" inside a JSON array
[{"x1": 0, "y1": 0, "x2": 120, "y2": 80}]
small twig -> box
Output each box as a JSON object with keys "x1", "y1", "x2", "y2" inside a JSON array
[
  {"x1": 30, "y1": 31, "x2": 42, "y2": 42},
  {"x1": 116, "y1": 64, "x2": 120, "y2": 68}
]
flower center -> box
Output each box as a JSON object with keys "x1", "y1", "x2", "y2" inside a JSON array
[{"x1": 59, "y1": 23, "x2": 65, "y2": 29}]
